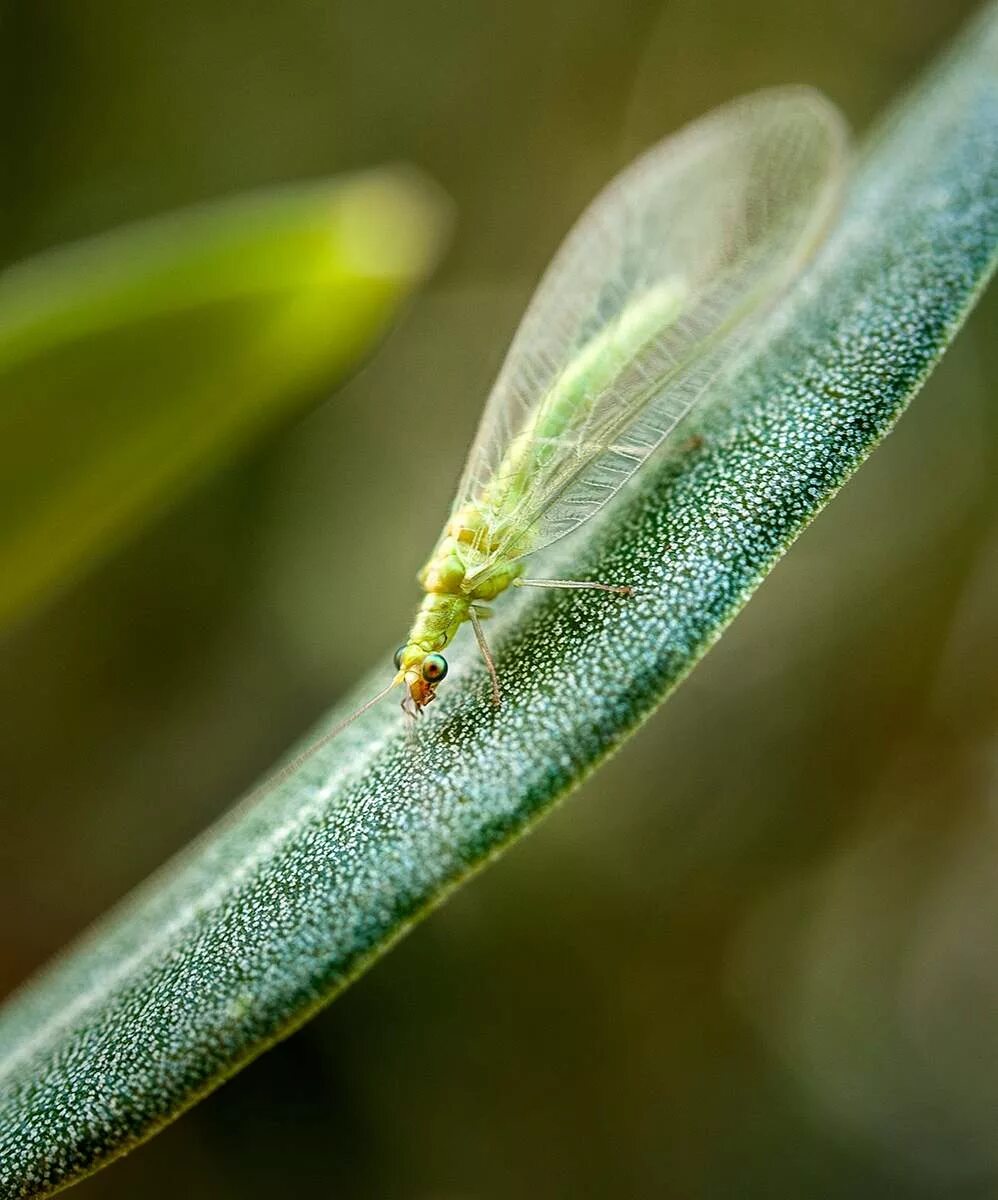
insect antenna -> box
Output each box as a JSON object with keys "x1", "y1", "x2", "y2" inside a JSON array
[{"x1": 242, "y1": 676, "x2": 402, "y2": 804}]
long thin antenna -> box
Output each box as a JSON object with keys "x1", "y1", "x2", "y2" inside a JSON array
[{"x1": 243, "y1": 676, "x2": 402, "y2": 805}]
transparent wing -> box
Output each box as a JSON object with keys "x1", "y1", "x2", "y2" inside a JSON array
[{"x1": 452, "y1": 87, "x2": 849, "y2": 584}]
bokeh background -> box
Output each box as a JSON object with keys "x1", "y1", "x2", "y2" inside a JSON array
[{"x1": 2, "y1": 1, "x2": 997, "y2": 1196}]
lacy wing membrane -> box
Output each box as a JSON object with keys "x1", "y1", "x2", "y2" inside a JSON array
[{"x1": 452, "y1": 87, "x2": 849, "y2": 587}]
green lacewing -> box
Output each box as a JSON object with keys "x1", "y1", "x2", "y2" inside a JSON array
[{"x1": 310, "y1": 86, "x2": 848, "y2": 750}]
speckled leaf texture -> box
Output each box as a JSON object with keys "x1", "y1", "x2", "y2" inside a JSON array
[{"x1": 2, "y1": 5, "x2": 997, "y2": 1196}]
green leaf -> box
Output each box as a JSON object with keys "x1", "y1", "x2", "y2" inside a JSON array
[
  {"x1": 2, "y1": 5, "x2": 998, "y2": 1195},
  {"x1": 0, "y1": 169, "x2": 449, "y2": 629}
]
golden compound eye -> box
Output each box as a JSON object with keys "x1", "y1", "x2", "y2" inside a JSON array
[
  {"x1": 393, "y1": 645, "x2": 406, "y2": 671},
  {"x1": 421, "y1": 653, "x2": 448, "y2": 683}
]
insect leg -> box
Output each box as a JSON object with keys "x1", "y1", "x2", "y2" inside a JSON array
[
  {"x1": 468, "y1": 605, "x2": 501, "y2": 706},
  {"x1": 514, "y1": 578, "x2": 632, "y2": 596}
]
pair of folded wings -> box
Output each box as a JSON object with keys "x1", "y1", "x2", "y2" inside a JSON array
[{"x1": 451, "y1": 86, "x2": 849, "y2": 585}]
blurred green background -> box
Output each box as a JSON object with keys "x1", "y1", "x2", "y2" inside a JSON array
[{"x1": 2, "y1": 1, "x2": 997, "y2": 1197}]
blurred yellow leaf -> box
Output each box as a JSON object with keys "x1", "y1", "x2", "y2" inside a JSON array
[{"x1": 0, "y1": 168, "x2": 449, "y2": 628}]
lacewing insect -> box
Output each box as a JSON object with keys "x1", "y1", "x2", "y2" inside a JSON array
[{"x1": 320, "y1": 87, "x2": 849, "y2": 745}]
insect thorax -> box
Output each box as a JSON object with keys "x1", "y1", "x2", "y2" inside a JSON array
[
  {"x1": 417, "y1": 504, "x2": 524, "y2": 612},
  {"x1": 405, "y1": 590, "x2": 469, "y2": 655}
]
